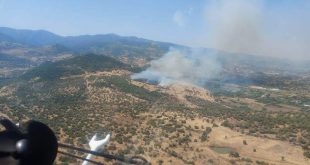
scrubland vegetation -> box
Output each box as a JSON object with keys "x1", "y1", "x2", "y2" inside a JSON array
[{"x1": 0, "y1": 54, "x2": 310, "y2": 164}]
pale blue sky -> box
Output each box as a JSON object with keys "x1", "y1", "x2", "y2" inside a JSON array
[
  {"x1": 0, "y1": 0, "x2": 206, "y2": 43},
  {"x1": 0, "y1": 0, "x2": 309, "y2": 59}
]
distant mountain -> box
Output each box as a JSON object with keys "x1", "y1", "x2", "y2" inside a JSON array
[
  {"x1": 0, "y1": 27, "x2": 177, "y2": 52},
  {"x1": 1, "y1": 27, "x2": 308, "y2": 77},
  {"x1": 0, "y1": 33, "x2": 15, "y2": 42},
  {"x1": 0, "y1": 27, "x2": 62, "y2": 46},
  {"x1": 0, "y1": 27, "x2": 180, "y2": 65},
  {"x1": 0, "y1": 27, "x2": 176, "y2": 48}
]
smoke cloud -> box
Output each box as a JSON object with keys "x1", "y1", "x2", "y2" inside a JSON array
[
  {"x1": 131, "y1": 48, "x2": 221, "y2": 86},
  {"x1": 205, "y1": 0, "x2": 263, "y2": 55},
  {"x1": 132, "y1": 0, "x2": 310, "y2": 87},
  {"x1": 204, "y1": 0, "x2": 310, "y2": 60}
]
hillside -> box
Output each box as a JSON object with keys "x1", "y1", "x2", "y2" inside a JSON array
[
  {"x1": 2, "y1": 27, "x2": 309, "y2": 81},
  {"x1": 0, "y1": 27, "x2": 183, "y2": 86},
  {"x1": 0, "y1": 27, "x2": 310, "y2": 165},
  {"x1": 0, "y1": 53, "x2": 309, "y2": 165},
  {"x1": 21, "y1": 54, "x2": 132, "y2": 81},
  {"x1": 0, "y1": 53, "x2": 34, "y2": 68}
]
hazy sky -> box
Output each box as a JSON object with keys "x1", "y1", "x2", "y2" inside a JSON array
[{"x1": 0, "y1": 0, "x2": 309, "y2": 59}]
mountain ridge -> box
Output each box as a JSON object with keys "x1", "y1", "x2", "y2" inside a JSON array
[
  {"x1": 0, "y1": 27, "x2": 178, "y2": 49},
  {"x1": 0, "y1": 27, "x2": 181, "y2": 67}
]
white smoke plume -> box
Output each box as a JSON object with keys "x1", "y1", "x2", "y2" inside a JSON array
[
  {"x1": 203, "y1": 0, "x2": 310, "y2": 60},
  {"x1": 132, "y1": 0, "x2": 310, "y2": 87},
  {"x1": 205, "y1": 0, "x2": 263, "y2": 55},
  {"x1": 131, "y1": 48, "x2": 221, "y2": 87}
]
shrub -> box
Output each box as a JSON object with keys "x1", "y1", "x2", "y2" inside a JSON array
[
  {"x1": 229, "y1": 151, "x2": 240, "y2": 158},
  {"x1": 304, "y1": 151, "x2": 310, "y2": 158}
]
